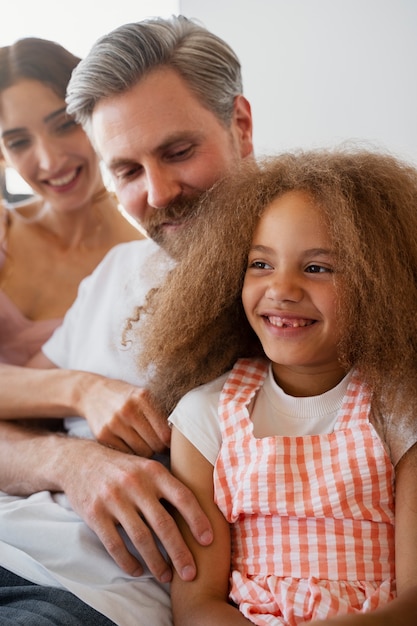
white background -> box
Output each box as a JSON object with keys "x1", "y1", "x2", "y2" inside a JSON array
[
  {"x1": 180, "y1": 0, "x2": 417, "y2": 163},
  {"x1": 2, "y1": 0, "x2": 416, "y2": 193}
]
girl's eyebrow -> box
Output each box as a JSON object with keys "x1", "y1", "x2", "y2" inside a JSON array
[
  {"x1": 249, "y1": 244, "x2": 274, "y2": 254},
  {"x1": 249, "y1": 245, "x2": 333, "y2": 256},
  {"x1": 304, "y1": 248, "x2": 333, "y2": 256}
]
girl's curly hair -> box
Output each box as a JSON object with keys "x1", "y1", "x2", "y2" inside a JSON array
[{"x1": 134, "y1": 148, "x2": 417, "y2": 417}]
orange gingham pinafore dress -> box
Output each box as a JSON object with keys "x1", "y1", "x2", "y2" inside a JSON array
[{"x1": 214, "y1": 358, "x2": 396, "y2": 626}]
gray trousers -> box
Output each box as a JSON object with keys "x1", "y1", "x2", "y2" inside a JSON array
[{"x1": 0, "y1": 566, "x2": 117, "y2": 625}]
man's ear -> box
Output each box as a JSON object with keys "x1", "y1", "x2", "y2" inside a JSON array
[{"x1": 231, "y1": 95, "x2": 254, "y2": 158}]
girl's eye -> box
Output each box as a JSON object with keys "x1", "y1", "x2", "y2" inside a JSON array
[
  {"x1": 305, "y1": 264, "x2": 332, "y2": 274},
  {"x1": 248, "y1": 260, "x2": 272, "y2": 270}
]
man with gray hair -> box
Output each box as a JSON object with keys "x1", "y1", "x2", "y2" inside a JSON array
[{"x1": 0, "y1": 15, "x2": 254, "y2": 625}]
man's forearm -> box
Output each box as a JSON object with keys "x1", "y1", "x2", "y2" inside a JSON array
[
  {"x1": 0, "y1": 364, "x2": 101, "y2": 419},
  {"x1": 0, "y1": 421, "x2": 82, "y2": 494}
]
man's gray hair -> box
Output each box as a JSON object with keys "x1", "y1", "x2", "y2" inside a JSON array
[{"x1": 66, "y1": 15, "x2": 243, "y2": 131}]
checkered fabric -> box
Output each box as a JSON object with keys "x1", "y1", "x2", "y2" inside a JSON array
[{"x1": 214, "y1": 358, "x2": 396, "y2": 625}]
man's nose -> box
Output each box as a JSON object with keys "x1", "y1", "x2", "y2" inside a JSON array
[{"x1": 145, "y1": 166, "x2": 182, "y2": 209}]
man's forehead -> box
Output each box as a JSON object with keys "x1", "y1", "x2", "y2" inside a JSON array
[
  {"x1": 92, "y1": 97, "x2": 225, "y2": 167},
  {"x1": 92, "y1": 68, "x2": 203, "y2": 126},
  {"x1": 90, "y1": 67, "x2": 223, "y2": 153}
]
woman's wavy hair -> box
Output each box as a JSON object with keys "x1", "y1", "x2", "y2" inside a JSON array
[
  {"x1": 136, "y1": 148, "x2": 417, "y2": 416},
  {"x1": 0, "y1": 37, "x2": 80, "y2": 103}
]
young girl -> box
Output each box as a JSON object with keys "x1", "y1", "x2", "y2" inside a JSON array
[{"x1": 136, "y1": 149, "x2": 417, "y2": 624}]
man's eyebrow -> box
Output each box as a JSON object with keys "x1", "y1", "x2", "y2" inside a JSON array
[
  {"x1": 107, "y1": 131, "x2": 204, "y2": 171},
  {"x1": 156, "y1": 131, "x2": 202, "y2": 151},
  {"x1": 107, "y1": 157, "x2": 138, "y2": 172}
]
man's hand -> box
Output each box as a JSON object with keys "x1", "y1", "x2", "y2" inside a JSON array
[
  {"x1": 59, "y1": 438, "x2": 213, "y2": 583},
  {"x1": 78, "y1": 377, "x2": 171, "y2": 456}
]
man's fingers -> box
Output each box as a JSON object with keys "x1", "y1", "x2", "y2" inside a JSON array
[
  {"x1": 132, "y1": 389, "x2": 171, "y2": 446},
  {"x1": 92, "y1": 520, "x2": 145, "y2": 577},
  {"x1": 142, "y1": 499, "x2": 198, "y2": 581},
  {"x1": 162, "y1": 476, "x2": 214, "y2": 548},
  {"x1": 97, "y1": 420, "x2": 157, "y2": 457},
  {"x1": 95, "y1": 429, "x2": 134, "y2": 454},
  {"x1": 135, "y1": 467, "x2": 214, "y2": 581},
  {"x1": 119, "y1": 508, "x2": 174, "y2": 583}
]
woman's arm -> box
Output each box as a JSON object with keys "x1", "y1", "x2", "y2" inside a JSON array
[{"x1": 170, "y1": 426, "x2": 251, "y2": 626}]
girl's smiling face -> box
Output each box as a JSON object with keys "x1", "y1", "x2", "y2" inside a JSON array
[{"x1": 242, "y1": 190, "x2": 346, "y2": 396}]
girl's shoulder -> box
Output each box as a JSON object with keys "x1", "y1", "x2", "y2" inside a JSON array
[{"x1": 372, "y1": 405, "x2": 417, "y2": 468}]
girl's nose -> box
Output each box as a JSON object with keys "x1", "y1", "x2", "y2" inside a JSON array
[{"x1": 265, "y1": 272, "x2": 303, "y2": 303}]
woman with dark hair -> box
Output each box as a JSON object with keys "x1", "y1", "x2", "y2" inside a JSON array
[{"x1": 0, "y1": 37, "x2": 142, "y2": 365}]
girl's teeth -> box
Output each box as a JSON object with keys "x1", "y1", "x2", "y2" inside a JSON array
[{"x1": 268, "y1": 316, "x2": 312, "y2": 328}]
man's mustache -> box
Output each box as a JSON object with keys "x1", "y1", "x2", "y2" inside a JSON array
[{"x1": 143, "y1": 196, "x2": 201, "y2": 234}]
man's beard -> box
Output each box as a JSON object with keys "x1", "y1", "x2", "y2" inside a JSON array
[{"x1": 142, "y1": 194, "x2": 203, "y2": 256}]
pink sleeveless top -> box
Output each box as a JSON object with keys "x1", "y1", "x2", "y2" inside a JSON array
[
  {"x1": 214, "y1": 358, "x2": 396, "y2": 625},
  {"x1": 0, "y1": 248, "x2": 62, "y2": 365}
]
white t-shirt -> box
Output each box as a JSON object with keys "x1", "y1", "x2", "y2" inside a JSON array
[
  {"x1": 0, "y1": 240, "x2": 173, "y2": 626},
  {"x1": 169, "y1": 365, "x2": 351, "y2": 465}
]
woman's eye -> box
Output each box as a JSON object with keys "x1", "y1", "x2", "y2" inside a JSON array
[
  {"x1": 56, "y1": 119, "x2": 78, "y2": 134},
  {"x1": 5, "y1": 138, "x2": 30, "y2": 151}
]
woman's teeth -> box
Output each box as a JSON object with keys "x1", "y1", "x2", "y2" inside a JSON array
[{"x1": 48, "y1": 170, "x2": 78, "y2": 187}]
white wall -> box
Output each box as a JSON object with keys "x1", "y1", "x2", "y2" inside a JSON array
[
  {"x1": 0, "y1": 0, "x2": 179, "y2": 56},
  {"x1": 180, "y1": 0, "x2": 417, "y2": 164}
]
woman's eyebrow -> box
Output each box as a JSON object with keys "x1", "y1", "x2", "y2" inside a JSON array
[{"x1": 44, "y1": 107, "x2": 68, "y2": 124}]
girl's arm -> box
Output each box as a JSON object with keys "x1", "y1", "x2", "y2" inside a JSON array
[
  {"x1": 170, "y1": 426, "x2": 251, "y2": 626},
  {"x1": 311, "y1": 441, "x2": 417, "y2": 625}
]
